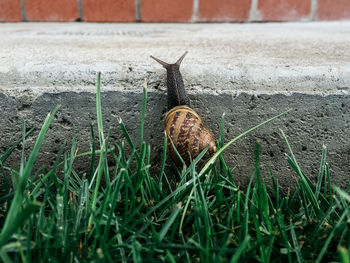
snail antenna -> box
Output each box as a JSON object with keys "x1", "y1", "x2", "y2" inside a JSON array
[
  {"x1": 175, "y1": 51, "x2": 188, "y2": 66},
  {"x1": 150, "y1": 55, "x2": 170, "y2": 68},
  {"x1": 150, "y1": 51, "x2": 188, "y2": 68}
]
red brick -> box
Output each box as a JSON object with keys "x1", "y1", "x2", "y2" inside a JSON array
[
  {"x1": 83, "y1": 0, "x2": 135, "y2": 22},
  {"x1": 198, "y1": 0, "x2": 251, "y2": 22},
  {"x1": 258, "y1": 0, "x2": 311, "y2": 21},
  {"x1": 141, "y1": 0, "x2": 193, "y2": 22},
  {"x1": 25, "y1": 0, "x2": 78, "y2": 21},
  {"x1": 318, "y1": 0, "x2": 350, "y2": 20},
  {"x1": 0, "y1": 0, "x2": 22, "y2": 22}
]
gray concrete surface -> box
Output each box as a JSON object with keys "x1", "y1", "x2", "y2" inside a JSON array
[{"x1": 1, "y1": 22, "x2": 350, "y2": 191}]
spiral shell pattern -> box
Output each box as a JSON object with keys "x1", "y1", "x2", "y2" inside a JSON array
[{"x1": 164, "y1": 105, "x2": 217, "y2": 165}]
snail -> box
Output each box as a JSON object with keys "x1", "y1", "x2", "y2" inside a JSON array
[{"x1": 150, "y1": 51, "x2": 217, "y2": 165}]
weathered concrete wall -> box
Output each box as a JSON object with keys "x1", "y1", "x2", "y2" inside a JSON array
[
  {"x1": 1, "y1": 22, "x2": 350, "y2": 191},
  {"x1": 1, "y1": 90, "x2": 349, "y2": 191}
]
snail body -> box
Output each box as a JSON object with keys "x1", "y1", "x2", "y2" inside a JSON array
[{"x1": 151, "y1": 51, "x2": 217, "y2": 165}]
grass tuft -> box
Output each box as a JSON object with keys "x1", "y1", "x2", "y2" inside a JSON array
[{"x1": 0, "y1": 74, "x2": 349, "y2": 262}]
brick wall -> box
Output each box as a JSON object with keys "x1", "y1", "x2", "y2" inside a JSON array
[{"x1": 0, "y1": 0, "x2": 349, "y2": 22}]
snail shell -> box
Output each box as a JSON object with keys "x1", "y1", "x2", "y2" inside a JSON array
[
  {"x1": 151, "y1": 51, "x2": 217, "y2": 165},
  {"x1": 164, "y1": 105, "x2": 217, "y2": 165}
]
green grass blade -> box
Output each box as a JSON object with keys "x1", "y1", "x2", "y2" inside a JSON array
[
  {"x1": 230, "y1": 235, "x2": 251, "y2": 263},
  {"x1": 241, "y1": 175, "x2": 254, "y2": 241},
  {"x1": 179, "y1": 188, "x2": 194, "y2": 235},
  {"x1": 166, "y1": 250, "x2": 176, "y2": 263},
  {"x1": 316, "y1": 212, "x2": 347, "y2": 263},
  {"x1": 140, "y1": 79, "x2": 147, "y2": 147},
  {"x1": 132, "y1": 237, "x2": 142, "y2": 263},
  {"x1": 280, "y1": 129, "x2": 324, "y2": 219},
  {"x1": 96, "y1": 72, "x2": 104, "y2": 144},
  {"x1": 219, "y1": 112, "x2": 225, "y2": 147},
  {"x1": 338, "y1": 246, "x2": 350, "y2": 263},
  {"x1": 22, "y1": 106, "x2": 60, "y2": 182},
  {"x1": 159, "y1": 202, "x2": 182, "y2": 241},
  {"x1": 0, "y1": 128, "x2": 34, "y2": 166},
  {"x1": 0, "y1": 248, "x2": 12, "y2": 263},
  {"x1": 89, "y1": 119, "x2": 97, "y2": 179},
  {"x1": 315, "y1": 145, "x2": 327, "y2": 200},
  {"x1": 0, "y1": 202, "x2": 42, "y2": 247},
  {"x1": 290, "y1": 222, "x2": 303, "y2": 263},
  {"x1": 158, "y1": 131, "x2": 167, "y2": 188},
  {"x1": 89, "y1": 72, "x2": 107, "y2": 228},
  {"x1": 0, "y1": 106, "x2": 59, "y2": 248},
  {"x1": 334, "y1": 186, "x2": 350, "y2": 203},
  {"x1": 200, "y1": 110, "x2": 290, "y2": 176}
]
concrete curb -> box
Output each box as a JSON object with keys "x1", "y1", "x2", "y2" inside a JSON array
[{"x1": 1, "y1": 22, "x2": 350, "y2": 190}]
